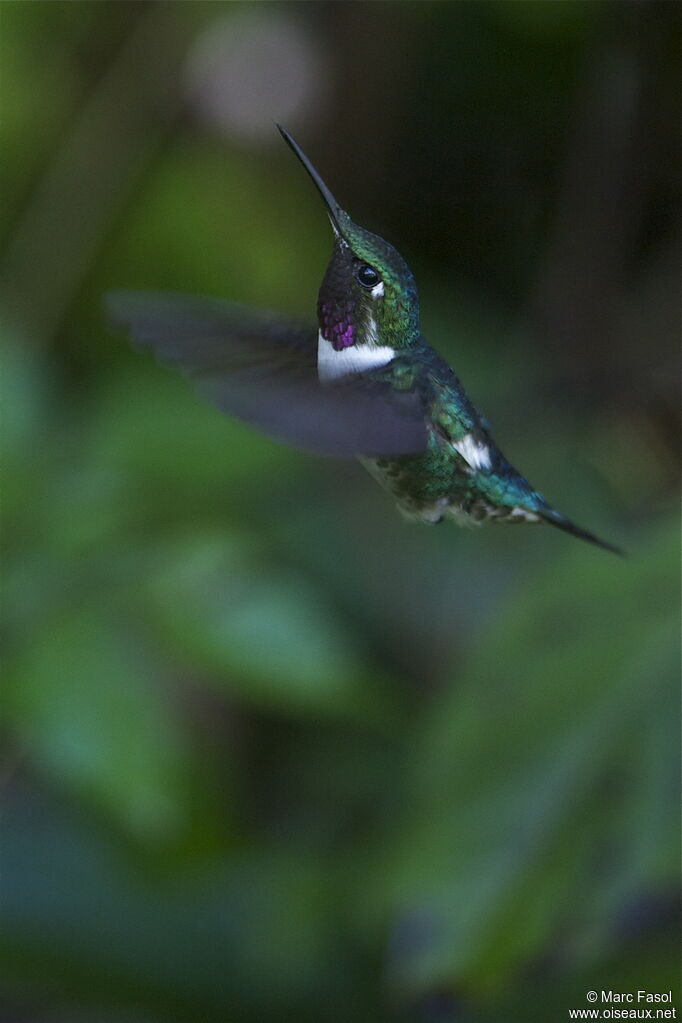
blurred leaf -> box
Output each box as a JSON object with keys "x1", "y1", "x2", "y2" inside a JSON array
[
  {"x1": 142, "y1": 531, "x2": 387, "y2": 721},
  {"x1": 381, "y1": 519, "x2": 680, "y2": 996},
  {"x1": 0, "y1": 329, "x2": 47, "y2": 453},
  {"x1": 0, "y1": 794, "x2": 363, "y2": 1023},
  {"x1": 4, "y1": 607, "x2": 187, "y2": 843},
  {"x1": 0, "y1": 328, "x2": 51, "y2": 523},
  {"x1": 92, "y1": 364, "x2": 297, "y2": 493}
]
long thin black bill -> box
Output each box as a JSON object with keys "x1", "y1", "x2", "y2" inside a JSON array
[{"x1": 277, "y1": 124, "x2": 344, "y2": 231}]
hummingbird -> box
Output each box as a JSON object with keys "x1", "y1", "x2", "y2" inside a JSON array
[{"x1": 108, "y1": 125, "x2": 620, "y2": 554}]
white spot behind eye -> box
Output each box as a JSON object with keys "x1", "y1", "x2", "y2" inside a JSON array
[
  {"x1": 453, "y1": 433, "x2": 492, "y2": 471},
  {"x1": 317, "y1": 331, "x2": 395, "y2": 384},
  {"x1": 371, "y1": 281, "x2": 384, "y2": 299}
]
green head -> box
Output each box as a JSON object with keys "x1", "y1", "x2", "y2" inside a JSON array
[{"x1": 278, "y1": 126, "x2": 420, "y2": 361}]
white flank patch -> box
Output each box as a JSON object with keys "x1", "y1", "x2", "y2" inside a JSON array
[
  {"x1": 317, "y1": 331, "x2": 395, "y2": 384},
  {"x1": 371, "y1": 281, "x2": 385, "y2": 299},
  {"x1": 509, "y1": 506, "x2": 540, "y2": 522},
  {"x1": 453, "y1": 433, "x2": 492, "y2": 471}
]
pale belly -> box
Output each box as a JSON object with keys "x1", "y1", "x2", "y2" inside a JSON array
[{"x1": 359, "y1": 455, "x2": 540, "y2": 527}]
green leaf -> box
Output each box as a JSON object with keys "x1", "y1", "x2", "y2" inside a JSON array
[
  {"x1": 4, "y1": 606, "x2": 187, "y2": 843},
  {"x1": 382, "y1": 519, "x2": 680, "y2": 995},
  {"x1": 0, "y1": 329, "x2": 51, "y2": 522},
  {"x1": 142, "y1": 532, "x2": 386, "y2": 721},
  {"x1": 0, "y1": 797, "x2": 358, "y2": 1023},
  {"x1": 92, "y1": 364, "x2": 294, "y2": 492}
]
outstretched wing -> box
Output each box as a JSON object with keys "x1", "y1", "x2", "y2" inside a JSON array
[{"x1": 106, "y1": 291, "x2": 428, "y2": 457}]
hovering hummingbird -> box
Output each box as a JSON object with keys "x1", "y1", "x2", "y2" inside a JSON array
[{"x1": 108, "y1": 125, "x2": 620, "y2": 554}]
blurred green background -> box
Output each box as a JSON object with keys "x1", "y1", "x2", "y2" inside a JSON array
[{"x1": 1, "y1": 3, "x2": 680, "y2": 1021}]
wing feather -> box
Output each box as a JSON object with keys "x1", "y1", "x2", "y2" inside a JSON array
[{"x1": 107, "y1": 291, "x2": 428, "y2": 458}]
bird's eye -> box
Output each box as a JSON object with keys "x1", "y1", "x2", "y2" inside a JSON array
[{"x1": 355, "y1": 263, "x2": 381, "y2": 289}]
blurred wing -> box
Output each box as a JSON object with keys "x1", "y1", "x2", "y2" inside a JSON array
[{"x1": 106, "y1": 291, "x2": 428, "y2": 457}]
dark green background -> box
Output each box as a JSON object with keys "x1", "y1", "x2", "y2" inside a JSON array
[{"x1": 1, "y1": 3, "x2": 680, "y2": 1021}]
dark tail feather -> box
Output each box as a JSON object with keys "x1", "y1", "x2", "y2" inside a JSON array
[{"x1": 540, "y1": 508, "x2": 624, "y2": 556}]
